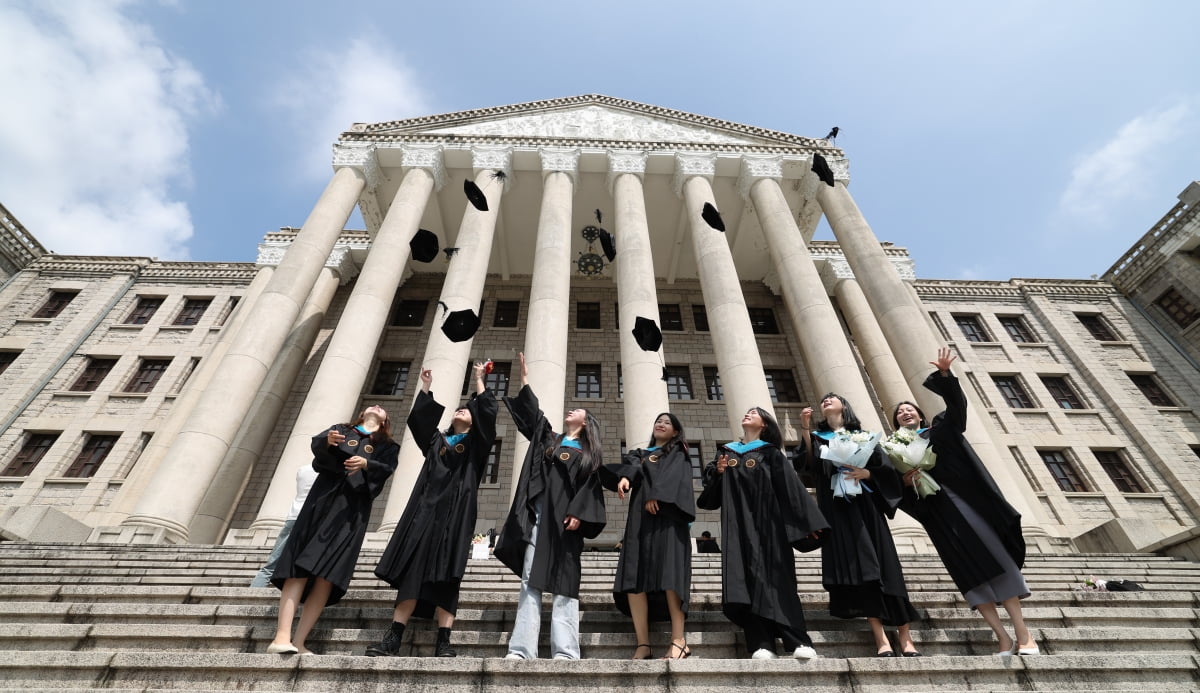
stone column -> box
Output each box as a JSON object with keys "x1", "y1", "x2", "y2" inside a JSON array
[
  {"x1": 122, "y1": 147, "x2": 376, "y2": 543},
  {"x1": 252, "y1": 154, "x2": 444, "y2": 534},
  {"x1": 740, "y1": 157, "x2": 881, "y2": 430},
  {"x1": 507, "y1": 149, "x2": 578, "y2": 503},
  {"x1": 833, "y1": 276, "x2": 914, "y2": 415},
  {"x1": 676, "y1": 154, "x2": 772, "y2": 434},
  {"x1": 191, "y1": 264, "x2": 343, "y2": 543},
  {"x1": 816, "y1": 171, "x2": 1048, "y2": 533},
  {"x1": 610, "y1": 150, "x2": 670, "y2": 445},
  {"x1": 379, "y1": 148, "x2": 511, "y2": 532}
]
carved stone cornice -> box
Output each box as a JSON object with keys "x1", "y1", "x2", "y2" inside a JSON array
[
  {"x1": 606, "y1": 149, "x2": 648, "y2": 195},
  {"x1": 671, "y1": 152, "x2": 717, "y2": 197},
  {"x1": 736, "y1": 154, "x2": 787, "y2": 200},
  {"x1": 400, "y1": 144, "x2": 447, "y2": 191},
  {"x1": 539, "y1": 148, "x2": 581, "y2": 185},
  {"x1": 331, "y1": 142, "x2": 381, "y2": 191}
]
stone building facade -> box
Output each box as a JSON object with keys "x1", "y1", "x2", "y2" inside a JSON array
[{"x1": 1, "y1": 96, "x2": 1198, "y2": 556}]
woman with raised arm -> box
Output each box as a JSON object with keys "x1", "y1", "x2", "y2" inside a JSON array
[
  {"x1": 603, "y1": 412, "x2": 695, "y2": 659},
  {"x1": 495, "y1": 353, "x2": 607, "y2": 660},
  {"x1": 267, "y1": 405, "x2": 398, "y2": 655},
  {"x1": 892, "y1": 347, "x2": 1033, "y2": 656},
  {"x1": 367, "y1": 362, "x2": 498, "y2": 658},
  {"x1": 698, "y1": 407, "x2": 828, "y2": 660},
  {"x1": 795, "y1": 394, "x2": 920, "y2": 657}
]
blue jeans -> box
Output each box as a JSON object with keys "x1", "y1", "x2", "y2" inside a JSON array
[
  {"x1": 249, "y1": 520, "x2": 294, "y2": 588},
  {"x1": 507, "y1": 505, "x2": 580, "y2": 659}
]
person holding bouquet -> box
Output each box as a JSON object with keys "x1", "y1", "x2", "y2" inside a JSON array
[
  {"x1": 891, "y1": 348, "x2": 1033, "y2": 657},
  {"x1": 699, "y1": 407, "x2": 828, "y2": 660},
  {"x1": 795, "y1": 394, "x2": 920, "y2": 657},
  {"x1": 601, "y1": 412, "x2": 695, "y2": 660},
  {"x1": 367, "y1": 362, "x2": 498, "y2": 658}
]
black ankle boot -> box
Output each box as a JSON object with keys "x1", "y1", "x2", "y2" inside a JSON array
[
  {"x1": 365, "y1": 622, "x2": 405, "y2": 657},
  {"x1": 435, "y1": 627, "x2": 457, "y2": 657}
]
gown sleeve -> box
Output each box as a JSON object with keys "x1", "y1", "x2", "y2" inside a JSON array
[
  {"x1": 310, "y1": 426, "x2": 346, "y2": 475},
  {"x1": 923, "y1": 370, "x2": 968, "y2": 434},
  {"x1": 599, "y1": 450, "x2": 642, "y2": 493},
  {"x1": 566, "y1": 470, "x2": 607, "y2": 539},
  {"x1": 407, "y1": 390, "x2": 445, "y2": 457},
  {"x1": 503, "y1": 384, "x2": 550, "y2": 442},
  {"x1": 467, "y1": 388, "x2": 499, "y2": 450},
  {"x1": 644, "y1": 447, "x2": 697, "y2": 523},
  {"x1": 696, "y1": 451, "x2": 724, "y2": 510},
  {"x1": 767, "y1": 446, "x2": 828, "y2": 551}
]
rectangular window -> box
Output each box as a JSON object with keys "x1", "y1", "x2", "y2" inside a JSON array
[
  {"x1": 473, "y1": 361, "x2": 511, "y2": 397},
  {"x1": 172, "y1": 298, "x2": 212, "y2": 326},
  {"x1": 0, "y1": 351, "x2": 19, "y2": 377},
  {"x1": 2, "y1": 433, "x2": 60, "y2": 477},
  {"x1": 577, "y1": 302, "x2": 601, "y2": 329},
  {"x1": 1040, "y1": 376, "x2": 1084, "y2": 409},
  {"x1": 1128, "y1": 373, "x2": 1176, "y2": 407},
  {"x1": 954, "y1": 314, "x2": 991, "y2": 343},
  {"x1": 217, "y1": 296, "x2": 240, "y2": 326},
  {"x1": 999, "y1": 315, "x2": 1037, "y2": 343},
  {"x1": 692, "y1": 305, "x2": 709, "y2": 332},
  {"x1": 575, "y1": 364, "x2": 602, "y2": 399},
  {"x1": 493, "y1": 300, "x2": 520, "y2": 328},
  {"x1": 482, "y1": 439, "x2": 503, "y2": 484},
  {"x1": 664, "y1": 365, "x2": 693, "y2": 400},
  {"x1": 1154, "y1": 287, "x2": 1198, "y2": 328},
  {"x1": 64, "y1": 434, "x2": 120, "y2": 478},
  {"x1": 687, "y1": 441, "x2": 703, "y2": 486},
  {"x1": 1077, "y1": 313, "x2": 1118, "y2": 341},
  {"x1": 32, "y1": 291, "x2": 78, "y2": 319},
  {"x1": 748, "y1": 307, "x2": 779, "y2": 334},
  {"x1": 617, "y1": 364, "x2": 623, "y2": 399},
  {"x1": 123, "y1": 358, "x2": 172, "y2": 394},
  {"x1": 390, "y1": 299, "x2": 429, "y2": 327},
  {"x1": 659, "y1": 304, "x2": 684, "y2": 331},
  {"x1": 703, "y1": 367, "x2": 723, "y2": 401},
  {"x1": 370, "y1": 361, "x2": 411, "y2": 396},
  {"x1": 992, "y1": 375, "x2": 1035, "y2": 408},
  {"x1": 1093, "y1": 450, "x2": 1146, "y2": 493},
  {"x1": 70, "y1": 357, "x2": 118, "y2": 392},
  {"x1": 125, "y1": 297, "x2": 163, "y2": 325},
  {"x1": 1039, "y1": 450, "x2": 1087, "y2": 492},
  {"x1": 765, "y1": 369, "x2": 801, "y2": 403}
]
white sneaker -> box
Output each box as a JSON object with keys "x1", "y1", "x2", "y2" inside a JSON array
[
  {"x1": 793, "y1": 645, "x2": 818, "y2": 660},
  {"x1": 552, "y1": 654, "x2": 574, "y2": 660},
  {"x1": 751, "y1": 648, "x2": 778, "y2": 660},
  {"x1": 504, "y1": 653, "x2": 524, "y2": 660}
]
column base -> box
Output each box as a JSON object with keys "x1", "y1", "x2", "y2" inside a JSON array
[
  {"x1": 116, "y1": 514, "x2": 189, "y2": 544},
  {"x1": 88, "y1": 524, "x2": 176, "y2": 545}
]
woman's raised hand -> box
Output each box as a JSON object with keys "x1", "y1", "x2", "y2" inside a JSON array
[
  {"x1": 929, "y1": 347, "x2": 956, "y2": 374},
  {"x1": 326, "y1": 429, "x2": 346, "y2": 447},
  {"x1": 518, "y1": 351, "x2": 529, "y2": 386},
  {"x1": 716, "y1": 453, "x2": 729, "y2": 475},
  {"x1": 419, "y1": 368, "x2": 433, "y2": 392}
]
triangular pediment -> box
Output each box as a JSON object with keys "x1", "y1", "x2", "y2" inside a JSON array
[{"x1": 353, "y1": 95, "x2": 819, "y2": 148}]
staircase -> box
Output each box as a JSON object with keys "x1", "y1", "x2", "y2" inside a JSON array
[{"x1": 0, "y1": 542, "x2": 1197, "y2": 691}]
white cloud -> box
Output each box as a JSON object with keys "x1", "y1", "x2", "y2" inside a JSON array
[
  {"x1": 1057, "y1": 102, "x2": 1193, "y2": 223},
  {"x1": 0, "y1": 1, "x2": 218, "y2": 259},
  {"x1": 272, "y1": 36, "x2": 433, "y2": 182}
]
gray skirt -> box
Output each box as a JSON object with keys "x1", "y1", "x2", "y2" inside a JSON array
[{"x1": 944, "y1": 486, "x2": 1031, "y2": 607}]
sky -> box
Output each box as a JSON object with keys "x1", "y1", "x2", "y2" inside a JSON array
[{"x1": 1, "y1": 0, "x2": 1197, "y2": 281}]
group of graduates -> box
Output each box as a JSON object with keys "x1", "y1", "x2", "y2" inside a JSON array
[{"x1": 264, "y1": 348, "x2": 1039, "y2": 660}]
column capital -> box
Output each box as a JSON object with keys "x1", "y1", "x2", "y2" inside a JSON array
[
  {"x1": 255, "y1": 242, "x2": 286, "y2": 267},
  {"x1": 827, "y1": 155, "x2": 851, "y2": 184},
  {"x1": 606, "y1": 149, "x2": 648, "y2": 195},
  {"x1": 539, "y1": 148, "x2": 581, "y2": 185},
  {"x1": 672, "y1": 152, "x2": 717, "y2": 197},
  {"x1": 471, "y1": 146, "x2": 513, "y2": 176},
  {"x1": 332, "y1": 142, "x2": 381, "y2": 191},
  {"x1": 737, "y1": 154, "x2": 785, "y2": 200},
  {"x1": 326, "y1": 244, "x2": 360, "y2": 285},
  {"x1": 401, "y1": 144, "x2": 447, "y2": 191}
]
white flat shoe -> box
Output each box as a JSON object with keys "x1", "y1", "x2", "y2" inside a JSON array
[
  {"x1": 266, "y1": 643, "x2": 298, "y2": 655},
  {"x1": 1017, "y1": 646, "x2": 1040, "y2": 656},
  {"x1": 751, "y1": 648, "x2": 777, "y2": 660},
  {"x1": 793, "y1": 645, "x2": 818, "y2": 660},
  {"x1": 503, "y1": 653, "x2": 524, "y2": 660},
  {"x1": 994, "y1": 643, "x2": 1017, "y2": 657}
]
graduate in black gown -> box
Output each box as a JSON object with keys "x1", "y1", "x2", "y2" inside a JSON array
[
  {"x1": 796, "y1": 394, "x2": 920, "y2": 657},
  {"x1": 495, "y1": 352, "x2": 607, "y2": 660},
  {"x1": 267, "y1": 405, "x2": 398, "y2": 655},
  {"x1": 602, "y1": 412, "x2": 695, "y2": 660},
  {"x1": 367, "y1": 362, "x2": 498, "y2": 658},
  {"x1": 893, "y1": 348, "x2": 1034, "y2": 656},
  {"x1": 698, "y1": 407, "x2": 828, "y2": 660}
]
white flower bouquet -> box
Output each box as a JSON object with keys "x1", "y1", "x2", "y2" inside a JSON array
[
  {"x1": 821, "y1": 430, "x2": 882, "y2": 499},
  {"x1": 881, "y1": 428, "x2": 940, "y2": 499}
]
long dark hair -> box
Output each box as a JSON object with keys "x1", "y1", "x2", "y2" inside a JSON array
[
  {"x1": 815, "y1": 392, "x2": 862, "y2": 432},
  {"x1": 646, "y1": 412, "x2": 687, "y2": 454},
  {"x1": 891, "y1": 400, "x2": 928, "y2": 430},
  {"x1": 750, "y1": 407, "x2": 783, "y2": 448},
  {"x1": 564, "y1": 410, "x2": 604, "y2": 483}
]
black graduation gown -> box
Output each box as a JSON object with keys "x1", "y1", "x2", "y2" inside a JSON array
[
  {"x1": 795, "y1": 433, "x2": 917, "y2": 626},
  {"x1": 373, "y1": 389, "x2": 498, "y2": 617},
  {"x1": 494, "y1": 385, "x2": 607, "y2": 599},
  {"x1": 697, "y1": 442, "x2": 827, "y2": 635},
  {"x1": 897, "y1": 371, "x2": 1026, "y2": 594},
  {"x1": 600, "y1": 445, "x2": 696, "y2": 620},
  {"x1": 271, "y1": 424, "x2": 398, "y2": 605}
]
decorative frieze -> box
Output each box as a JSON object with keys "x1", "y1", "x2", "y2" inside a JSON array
[{"x1": 331, "y1": 142, "x2": 381, "y2": 191}]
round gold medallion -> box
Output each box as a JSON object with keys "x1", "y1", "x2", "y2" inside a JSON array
[
  {"x1": 559, "y1": 452, "x2": 571, "y2": 461},
  {"x1": 728, "y1": 458, "x2": 739, "y2": 467},
  {"x1": 346, "y1": 439, "x2": 358, "y2": 447},
  {"x1": 648, "y1": 454, "x2": 660, "y2": 463},
  {"x1": 455, "y1": 443, "x2": 466, "y2": 453},
  {"x1": 363, "y1": 444, "x2": 374, "y2": 454},
  {"x1": 745, "y1": 459, "x2": 757, "y2": 468}
]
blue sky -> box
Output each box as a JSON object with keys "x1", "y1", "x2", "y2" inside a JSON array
[{"x1": 1, "y1": 0, "x2": 1197, "y2": 281}]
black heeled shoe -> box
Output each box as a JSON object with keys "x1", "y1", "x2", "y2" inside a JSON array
[
  {"x1": 632, "y1": 643, "x2": 653, "y2": 660},
  {"x1": 662, "y1": 641, "x2": 691, "y2": 660}
]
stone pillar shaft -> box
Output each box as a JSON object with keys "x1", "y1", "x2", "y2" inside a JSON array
[{"x1": 834, "y1": 277, "x2": 914, "y2": 418}]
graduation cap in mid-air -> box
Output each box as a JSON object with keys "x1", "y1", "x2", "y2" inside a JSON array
[
  {"x1": 598, "y1": 228, "x2": 616, "y2": 262},
  {"x1": 440, "y1": 308, "x2": 481, "y2": 343},
  {"x1": 464, "y1": 179, "x2": 489, "y2": 212},
  {"x1": 701, "y1": 202, "x2": 726, "y2": 232},
  {"x1": 409, "y1": 229, "x2": 439, "y2": 263},
  {"x1": 811, "y1": 153, "x2": 836, "y2": 187},
  {"x1": 632, "y1": 316, "x2": 663, "y2": 352}
]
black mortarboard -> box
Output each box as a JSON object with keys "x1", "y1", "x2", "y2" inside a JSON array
[
  {"x1": 441, "y1": 309, "x2": 481, "y2": 343},
  {"x1": 631, "y1": 316, "x2": 663, "y2": 352},
  {"x1": 811, "y1": 153, "x2": 836, "y2": 187},
  {"x1": 409, "y1": 228, "x2": 439, "y2": 263},
  {"x1": 464, "y1": 179, "x2": 489, "y2": 212},
  {"x1": 701, "y1": 202, "x2": 725, "y2": 232},
  {"x1": 599, "y1": 228, "x2": 616, "y2": 262}
]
